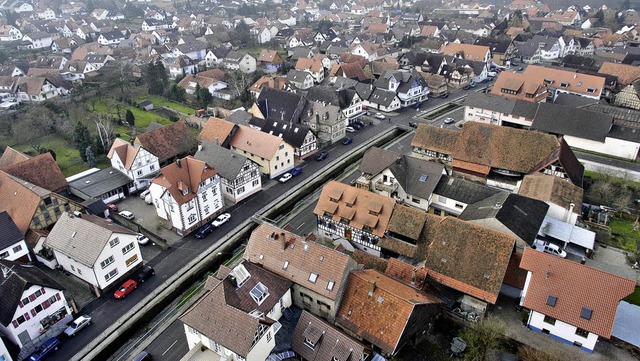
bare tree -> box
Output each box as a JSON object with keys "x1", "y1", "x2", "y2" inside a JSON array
[
  {"x1": 11, "y1": 105, "x2": 55, "y2": 153},
  {"x1": 94, "y1": 114, "x2": 115, "y2": 153},
  {"x1": 225, "y1": 70, "x2": 253, "y2": 98}
]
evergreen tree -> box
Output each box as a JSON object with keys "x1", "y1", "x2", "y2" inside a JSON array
[
  {"x1": 125, "y1": 109, "x2": 135, "y2": 127},
  {"x1": 167, "y1": 83, "x2": 186, "y2": 102},
  {"x1": 196, "y1": 85, "x2": 213, "y2": 109},
  {"x1": 85, "y1": 146, "x2": 97, "y2": 167},
  {"x1": 73, "y1": 122, "x2": 92, "y2": 162}
]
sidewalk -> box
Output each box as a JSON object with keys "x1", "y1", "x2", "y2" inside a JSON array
[{"x1": 492, "y1": 296, "x2": 636, "y2": 361}]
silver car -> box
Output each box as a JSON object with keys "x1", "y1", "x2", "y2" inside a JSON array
[{"x1": 64, "y1": 315, "x2": 91, "y2": 336}]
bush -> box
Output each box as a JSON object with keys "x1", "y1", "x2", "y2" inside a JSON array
[
  {"x1": 517, "y1": 345, "x2": 561, "y2": 361},
  {"x1": 169, "y1": 115, "x2": 179, "y2": 122}
]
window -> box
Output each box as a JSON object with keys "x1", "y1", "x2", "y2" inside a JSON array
[
  {"x1": 283, "y1": 261, "x2": 289, "y2": 270},
  {"x1": 0, "y1": 251, "x2": 8, "y2": 259},
  {"x1": 126, "y1": 254, "x2": 138, "y2": 267},
  {"x1": 454, "y1": 203, "x2": 464, "y2": 209},
  {"x1": 575, "y1": 328, "x2": 589, "y2": 338},
  {"x1": 326, "y1": 280, "x2": 335, "y2": 291},
  {"x1": 122, "y1": 242, "x2": 135, "y2": 255},
  {"x1": 543, "y1": 315, "x2": 556, "y2": 325},
  {"x1": 202, "y1": 192, "x2": 207, "y2": 201},
  {"x1": 308, "y1": 272, "x2": 318, "y2": 283},
  {"x1": 21, "y1": 297, "x2": 30, "y2": 306},
  {"x1": 250, "y1": 282, "x2": 269, "y2": 305},
  {"x1": 560, "y1": 82, "x2": 569, "y2": 88},
  {"x1": 187, "y1": 214, "x2": 196, "y2": 223},
  {"x1": 419, "y1": 174, "x2": 428, "y2": 182},
  {"x1": 304, "y1": 338, "x2": 316, "y2": 349},
  {"x1": 104, "y1": 268, "x2": 118, "y2": 281},
  {"x1": 586, "y1": 87, "x2": 596, "y2": 93},
  {"x1": 100, "y1": 256, "x2": 115, "y2": 269},
  {"x1": 266, "y1": 331, "x2": 272, "y2": 343},
  {"x1": 438, "y1": 195, "x2": 447, "y2": 203},
  {"x1": 12, "y1": 244, "x2": 22, "y2": 253},
  {"x1": 109, "y1": 237, "x2": 120, "y2": 247},
  {"x1": 546, "y1": 295, "x2": 557, "y2": 307},
  {"x1": 580, "y1": 307, "x2": 592, "y2": 320},
  {"x1": 279, "y1": 144, "x2": 284, "y2": 150},
  {"x1": 150, "y1": 165, "x2": 155, "y2": 171},
  {"x1": 137, "y1": 170, "x2": 143, "y2": 176}
]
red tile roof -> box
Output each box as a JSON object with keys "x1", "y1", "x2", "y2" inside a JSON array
[
  {"x1": 151, "y1": 156, "x2": 218, "y2": 205},
  {"x1": 0, "y1": 147, "x2": 30, "y2": 168},
  {"x1": 2, "y1": 152, "x2": 67, "y2": 193},
  {"x1": 107, "y1": 138, "x2": 140, "y2": 170},
  {"x1": 520, "y1": 248, "x2": 636, "y2": 338},
  {"x1": 134, "y1": 121, "x2": 194, "y2": 163}
]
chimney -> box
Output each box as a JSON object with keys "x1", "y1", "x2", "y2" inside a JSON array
[
  {"x1": 1, "y1": 265, "x2": 10, "y2": 279},
  {"x1": 176, "y1": 158, "x2": 181, "y2": 168},
  {"x1": 368, "y1": 279, "x2": 376, "y2": 296},
  {"x1": 493, "y1": 202, "x2": 502, "y2": 209},
  {"x1": 215, "y1": 137, "x2": 219, "y2": 145},
  {"x1": 280, "y1": 232, "x2": 286, "y2": 250},
  {"x1": 566, "y1": 203, "x2": 575, "y2": 222},
  {"x1": 411, "y1": 268, "x2": 417, "y2": 284}
]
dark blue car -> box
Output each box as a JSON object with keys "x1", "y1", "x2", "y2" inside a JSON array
[
  {"x1": 29, "y1": 337, "x2": 61, "y2": 361},
  {"x1": 194, "y1": 223, "x2": 214, "y2": 239},
  {"x1": 316, "y1": 151, "x2": 328, "y2": 161},
  {"x1": 342, "y1": 137, "x2": 353, "y2": 145},
  {"x1": 290, "y1": 166, "x2": 303, "y2": 176}
]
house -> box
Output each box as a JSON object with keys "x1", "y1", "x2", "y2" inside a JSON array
[
  {"x1": 459, "y1": 192, "x2": 549, "y2": 249},
  {"x1": 20, "y1": 32, "x2": 54, "y2": 50},
  {"x1": 302, "y1": 93, "x2": 348, "y2": 146},
  {"x1": 252, "y1": 87, "x2": 306, "y2": 124},
  {"x1": 335, "y1": 269, "x2": 441, "y2": 356},
  {"x1": 180, "y1": 261, "x2": 292, "y2": 361},
  {"x1": 463, "y1": 91, "x2": 539, "y2": 127},
  {"x1": 358, "y1": 85, "x2": 401, "y2": 112},
  {"x1": 0, "y1": 171, "x2": 82, "y2": 235},
  {"x1": 411, "y1": 122, "x2": 584, "y2": 190},
  {"x1": 0, "y1": 212, "x2": 30, "y2": 262},
  {"x1": 172, "y1": 40, "x2": 208, "y2": 61},
  {"x1": 0, "y1": 25, "x2": 23, "y2": 42},
  {"x1": 356, "y1": 147, "x2": 445, "y2": 212},
  {"x1": 228, "y1": 124, "x2": 295, "y2": 178},
  {"x1": 204, "y1": 48, "x2": 230, "y2": 68},
  {"x1": 349, "y1": 41, "x2": 378, "y2": 61},
  {"x1": 15, "y1": 76, "x2": 68, "y2": 102},
  {"x1": 292, "y1": 310, "x2": 372, "y2": 361},
  {"x1": 519, "y1": 248, "x2": 636, "y2": 352},
  {"x1": 149, "y1": 156, "x2": 224, "y2": 236},
  {"x1": 167, "y1": 55, "x2": 197, "y2": 79},
  {"x1": 249, "y1": 75, "x2": 292, "y2": 99},
  {"x1": 107, "y1": 138, "x2": 160, "y2": 192},
  {"x1": 287, "y1": 69, "x2": 314, "y2": 90},
  {"x1": 249, "y1": 118, "x2": 318, "y2": 159},
  {"x1": 222, "y1": 51, "x2": 257, "y2": 74},
  {"x1": 439, "y1": 42, "x2": 491, "y2": 69},
  {"x1": 613, "y1": 80, "x2": 640, "y2": 110},
  {"x1": 473, "y1": 37, "x2": 515, "y2": 66},
  {"x1": 194, "y1": 141, "x2": 261, "y2": 204},
  {"x1": 45, "y1": 212, "x2": 143, "y2": 295},
  {"x1": 295, "y1": 58, "x2": 325, "y2": 83},
  {"x1": 374, "y1": 69, "x2": 429, "y2": 108},
  {"x1": 97, "y1": 31, "x2": 125, "y2": 46},
  {"x1": 257, "y1": 49, "x2": 284, "y2": 74},
  {"x1": 313, "y1": 181, "x2": 396, "y2": 257},
  {"x1": 0, "y1": 260, "x2": 72, "y2": 352},
  {"x1": 430, "y1": 175, "x2": 505, "y2": 217},
  {"x1": 306, "y1": 85, "x2": 364, "y2": 124},
  {"x1": 491, "y1": 65, "x2": 605, "y2": 101},
  {"x1": 134, "y1": 121, "x2": 195, "y2": 166},
  {"x1": 245, "y1": 223, "x2": 359, "y2": 321},
  {"x1": 598, "y1": 62, "x2": 640, "y2": 87},
  {"x1": 68, "y1": 167, "x2": 135, "y2": 204},
  {"x1": 518, "y1": 173, "x2": 583, "y2": 225}
]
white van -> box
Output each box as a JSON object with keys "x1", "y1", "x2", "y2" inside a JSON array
[{"x1": 532, "y1": 240, "x2": 567, "y2": 258}]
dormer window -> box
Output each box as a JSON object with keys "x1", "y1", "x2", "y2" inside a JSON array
[
  {"x1": 250, "y1": 282, "x2": 269, "y2": 305},
  {"x1": 560, "y1": 82, "x2": 569, "y2": 88},
  {"x1": 233, "y1": 264, "x2": 251, "y2": 287},
  {"x1": 182, "y1": 188, "x2": 189, "y2": 195},
  {"x1": 586, "y1": 87, "x2": 597, "y2": 93}
]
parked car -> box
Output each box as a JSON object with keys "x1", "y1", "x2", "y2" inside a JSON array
[
  {"x1": 463, "y1": 85, "x2": 471, "y2": 90},
  {"x1": 118, "y1": 211, "x2": 135, "y2": 220},
  {"x1": 278, "y1": 173, "x2": 293, "y2": 183},
  {"x1": 439, "y1": 93, "x2": 449, "y2": 99},
  {"x1": 194, "y1": 223, "x2": 214, "y2": 239},
  {"x1": 342, "y1": 137, "x2": 353, "y2": 145},
  {"x1": 374, "y1": 112, "x2": 385, "y2": 119},
  {"x1": 64, "y1": 315, "x2": 91, "y2": 337},
  {"x1": 144, "y1": 194, "x2": 153, "y2": 205},
  {"x1": 316, "y1": 151, "x2": 328, "y2": 161},
  {"x1": 107, "y1": 203, "x2": 118, "y2": 212},
  {"x1": 114, "y1": 279, "x2": 138, "y2": 299},
  {"x1": 443, "y1": 118, "x2": 455, "y2": 124},
  {"x1": 290, "y1": 166, "x2": 303, "y2": 176},
  {"x1": 139, "y1": 189, "x2": 151, "y2": 199},
  {"x1": 353, "y1": 120, "x2": 365, "y2": 127},
  {"x1": 352, "y1": 123, "x2": 362, "y2": 130},
  {"x1": 136, "y1": 233, "x2": 150, "y2": 245},
  {"x1": 135, "y1": 265, "x2": 155, "y2": 283},
  {"x1": 29, "y1": 337, "x2": 61, "y2": 361},
  {"x1": 212, "y1": 213, "x2": 231, "y2": 227},
  {"x1": 469, "y1": 82, "x2": 477, "y2": 88},
  {"x1": 346, "y1": 126, "x2": 356, "y2": 133},
  {"x1": 517, "y1": 67, "x2": 524, "y2": 71},
  {"x1": 132, "y1": 351, "x2": 153, "y2": 361},
  {"x1": 532, "y1": 240, "x2": 567, "y2": 258},
  {"x1": 409, "y1": 122, "x2": 418, "y2": 128}
]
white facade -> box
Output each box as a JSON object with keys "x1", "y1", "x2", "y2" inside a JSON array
[
  {"x1": 545, "y1": 203, "x2": 579, "y2": 225},
  {"x1": 350, "y1": 44, "x2": 377, "y2": 61},
  {"x1": 370, "y1": 169, "x2": 432, "y2": 212},
  {"x1": 563, "y1": 135, "x2": 639, "y2": 161},
  {"x1": 53, "y1": 232, "x2": 142, "y2": 291},
  {"x1": 231, "y1": 141, "x2": 295, "y2": 179},
  {"x1": 0, "y1": 286, "x2": 71, "y2": 349},
  {"x1": 430, "y1": 193, "x2": 469, "y2": 216},
  {"x1": 0, "y1": 26, "x2": 22, "y2": 42},
  {"x1": 149, "y1": 174, "x2": 224, "y2": 235},
  {"x1": 109, "y1": 141, "x2": 160, "y2": 191},
  {"x1": 183, "y1": 290, "x2": 292, "y2": 361},
  {"x1": 464, "y1": 105, "x2": 533, "y2": 128},
  {"x1": 97, "y1": 34, "x2": 123, "y2": 45},
  {"x1": 221, "y1": 159, "x2": 262, "y2": 204},
  {"x1": 0, "y1": 337, "x2": 12, "y2": 361},
  {"x1": 21, "y1": 35, "x2": 53, "y2": 49},
  {"x1": 17, "y1": 80, "x2": 63, "y2": 102},
  {"x1": 0, "y1": 239, "x2": 31, "y2": 262}
]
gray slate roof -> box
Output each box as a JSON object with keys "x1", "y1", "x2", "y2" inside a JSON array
[
  {"x1": 0, "y1": 211, "x2": 24, "y2": 250},
  {"x1": 0, "y1": 260, "x2": 65, "y2": 326},
  {"x1": 433, "y1": 175, "x2": 505, "y2": 205},
  {"x1": 531, "y1": 102, "x2": 613, "y2": 142},
  {"x1": 612, "y1": 301, "x2": 640, "y2": 348},
  {"x1": 459, "y1": 193, "x2": 549, "y2": 246},
  {"x1": 68, "y1": 167, "x2": 132, "y2": 199},
  {"x1": 388, "y1": 156, "x2": 444, "y2": 200},
  {"x1": 194, "y1": 141, "x2": 252, "y2": 180},
  {"x1": 465, "y1": 92, "x2": 537, "y2": 119},
  {"x1": 45, "y1": 212, "x2": 136, "y2": 267},
  {"x1": 359, "y1": 147, "x2": 402, "y2": 175}
]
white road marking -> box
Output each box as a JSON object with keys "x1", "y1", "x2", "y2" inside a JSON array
[
  {"x1": 162, "y1": 340, "x2": 178, "y2": 356},
  {"x1": 296, "y1": 222, "x2": 306, "y2": 229}
]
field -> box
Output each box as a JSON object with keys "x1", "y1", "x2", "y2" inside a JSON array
[
  {"x1": 608, "y1": 217, "x2": 640, "y2": 254},
  {"x1": 134, "y1": 95, "x2": 196, "y2": 115}
]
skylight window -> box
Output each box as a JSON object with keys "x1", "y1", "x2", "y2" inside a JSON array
[
  {"x1": 546, "y1": 295, "x2": 557, "y2": 307},
  {"x1": 308, "y1": 272, "x2": 318, "y2": 283},
  {"x1": 419, "y1": 174, "x2": 428, "y2": 182},
  {"x1": 327, "y1": 280, "x2": 335, "y2": 291},
  {"x1": 250, "y1": 282, "x2": 269, "y2": 305},
  {"x1": 283, "y1": 261, "x2": 289, "y2": 270},
  {"x1": 580, "y1": 307, "x2": 592, "y2": 320}
]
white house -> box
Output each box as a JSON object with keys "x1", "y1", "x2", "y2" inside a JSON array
[
  {"x1": 256, "y1": 27, "x2": 271, "y2": 44},
  {"x1": 0, "y1": 337, "x2": 12, "y2": 361},
  {"x1": 519, "y1": 248, "x2": 636, "y2": 353},
  {"x1": 181, "y1": 261, "x2": 292, "y2": 361},
  {"x1": 107, "y1": 138, "x2": 160, "y2": 192},
  {"x1": 0, "y1": 25, "x2": 22, "y2": 42},
  {"x1": 97, "y1": 31, "x2": 126, "y2": 46},
  {"x1": 21, "y1": 33, "x2": 54, "y2": 50},
  {"x1": 149, "y1": 156, "x2": 224, "y2": 236},
  {"x1": 45, "y1": 213, "x2": 143, "y2": 295},
  {"x1": 223, "y1": 51, "x2": 257, "y2": 74},
  {"x1": 0, "y1": 211, "x2": 31, "y2": 263},
  {"x1": 194, "y1": 141, "x2": 262, "y2": 204},
  {"x1": 35, "y1": 6, "x2": 56, "y2": 20},
  {"x1": 0, "y1": 260, "x2": 72, "y2": 353}
]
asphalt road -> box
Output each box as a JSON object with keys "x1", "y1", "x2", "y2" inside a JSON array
[{"x1": 44, "y1": 84, "x2": 500, "y2": 361}]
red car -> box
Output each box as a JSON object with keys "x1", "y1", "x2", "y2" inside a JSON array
[{"x1": 114, "y1": 279, "x2": 138, "y2": 299}]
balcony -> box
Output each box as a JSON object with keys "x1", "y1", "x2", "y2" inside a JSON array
[{"x1": 374, "y1": 180, "x2": 398, "y2": 193}]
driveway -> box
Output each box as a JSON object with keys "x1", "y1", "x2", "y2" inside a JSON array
[{"x1": 114, "y1": 196, "x2": 182, "y2": 247}]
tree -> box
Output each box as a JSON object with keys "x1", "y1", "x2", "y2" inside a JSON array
[
  {"x1": 85, "y1": 146, "x2": 97, "y2": 167},
  {"x1": 10, "y1": 105, "x2": 55, "y2": 154},
  {"x1": 196, "y1": 84, "x2": 213, "y2": 109},
  {"x1": 94, "y1": 115, "x2": 115, "y2": 154},
  {"x1": 167, "y1": 83, "x2": 187, "y2": 102},
  {"x1": 458, "y1": 316, "x2": 506, "y2": 361},
  {"x1": 125, "y1": 109, "x2": 135, "y2": 127},
  {"x1": 73, "y1": 122, "x2": 93, "y2": 162},
  {"x1": 146, "y1": 61, "x2": 167, "y2": 95}
]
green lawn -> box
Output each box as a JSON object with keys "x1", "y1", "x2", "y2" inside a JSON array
[
  {"x1": 608, "y1": 217, "x2": 640, "y2": 254},
  {"x1": 91, "y1": 99, "x2": 172, "y2": 139},
  {"x1": 135, "y1": 95, "x2": 196, "y2": 115}
]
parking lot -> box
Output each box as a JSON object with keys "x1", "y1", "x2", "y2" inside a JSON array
[{"x1": 113, "y1": 195, "x2": 182, "y2": 249}]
